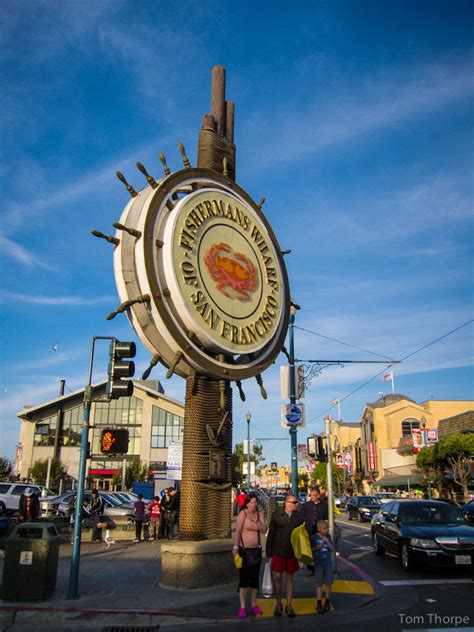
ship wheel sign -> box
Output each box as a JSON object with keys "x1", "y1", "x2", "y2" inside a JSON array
[{"x1": 96, "y1": 155, "x2": 290, "y2": 385}]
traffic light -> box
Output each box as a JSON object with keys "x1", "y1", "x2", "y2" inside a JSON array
[
  {"x1": 316, "y1": 436, "x2": 327, "y2": 463},
  {"x1": 106, "y1": 339, "x2": 136, "y2": 399},
  {"x1": 100, "y1": 428, "x2": 129, "y2": 454}
]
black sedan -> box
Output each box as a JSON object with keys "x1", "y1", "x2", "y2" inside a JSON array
[
  {"x1": 461, "y1": 500, "x2": 474, "y2": 524},
  {"x1": 372, "y1": 499, "x2": 474, "y2": 572},
  {"x1": 347, "y1": 495, "x2": 381, "y2": 522}
]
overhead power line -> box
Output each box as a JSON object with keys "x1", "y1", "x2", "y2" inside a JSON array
[
  {"x1": 294, "y1": 325, "x2": 394, "y2": 360},
  {"x1": 307, "y1": 318, "x2": 473, "y2": 425}
]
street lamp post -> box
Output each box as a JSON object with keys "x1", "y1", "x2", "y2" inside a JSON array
[
  {"x1": 420, "y1": 417, "x2": 432, "y2": 499},
  {"x1": 245, "y1": 411, "x2": 251, "y2": 490}
]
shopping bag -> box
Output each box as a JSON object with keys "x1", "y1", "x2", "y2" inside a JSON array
[
  {"x1": 261, "y1": 561, "x2": 273, "y2": 597},
  {"x1": 290, "y1": 524, "x2": 313, "y2": 566}
]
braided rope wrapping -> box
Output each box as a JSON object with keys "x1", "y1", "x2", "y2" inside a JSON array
[
  {"x1": 179, "y1": 376, "x2": 233, "y2": 540},
  {"x1": 198, "y1": 129, "x2": 236, "y2": 181}
]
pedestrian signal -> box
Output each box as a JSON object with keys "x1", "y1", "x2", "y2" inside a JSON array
[{"x1": 100, "y1": 428, "x2": 129, "y2": 454}]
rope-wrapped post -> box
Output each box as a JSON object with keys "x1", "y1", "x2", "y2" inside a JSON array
[{"x1": 179, "y1": 376, "x2": 233, "y2": 540}]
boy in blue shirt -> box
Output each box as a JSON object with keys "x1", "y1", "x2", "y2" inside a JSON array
[{"x1": 310, "y1": 519, "x2": 335, "y2": 613}]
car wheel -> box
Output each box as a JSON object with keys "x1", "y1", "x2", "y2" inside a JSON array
[
  {"x1": 0, "y1": 502, "x2": 6, "y2": 516},
  {"x1": 400, "y1": 543, "x2": 416, "y2": 572},
  {"x1": 373, "y1": 533, "x2": 385, "y2": 556}
]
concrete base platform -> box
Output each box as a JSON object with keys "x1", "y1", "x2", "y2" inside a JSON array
[{"x1": 161, "y1": 538, "x2": 236, "y2": 589}]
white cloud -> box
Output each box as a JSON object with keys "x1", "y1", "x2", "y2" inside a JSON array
[
  {"x1": 0, "y1": 290, "x2": 115, "y2": 306},
  {"x1": 0, "y1": 233, "x2": 56, "y2": 271}
]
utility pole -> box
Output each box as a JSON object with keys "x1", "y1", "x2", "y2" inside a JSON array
[
  {"x1": 288, "y1": 305, "x2": 298, "y2": 496},
  {"x1": 245, "y1": 412, "x2": 251, "y2": 490},
  {"x1": 325, "y1": 415, "x2": 337, "y2": 569}
]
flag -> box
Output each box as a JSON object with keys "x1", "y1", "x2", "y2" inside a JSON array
[{"x1": 380, "y1": 371, "x2": 392, "y2": 382}]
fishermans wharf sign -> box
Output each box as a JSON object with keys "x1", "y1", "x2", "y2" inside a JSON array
[
  {"x1": 167, "y1": 188, "x2": 284, "y2": 354},
  {"x1": 112, "y1": 166, "x2": 290, "y2": 382}
]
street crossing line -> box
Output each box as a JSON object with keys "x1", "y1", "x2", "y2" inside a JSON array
[{"x1": 381, "y1": 579, "x2": 473, "y2": 586}]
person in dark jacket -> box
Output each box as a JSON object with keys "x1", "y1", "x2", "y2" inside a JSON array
[
  {"x1": 18, "y1": 487, "x2": 40, "y2": 522},
  {"x1": 266, "y1": 494, "x2": 303, "y2": 618},
  {"x1": 301, "y1": 487, "x2": 328, "y2": 576},
  {"x1": 89, "y1": 489, "x2": 104, "y2": 542},
  {"x1": 167, "y1": 488, "x2": 180, "y2": 539},
  {"x1": 159, "y1": 488, "x2": 171, "y2": 537},
  {"x1": 133, "y1": 494, "x2": 147, "y2": 542}
]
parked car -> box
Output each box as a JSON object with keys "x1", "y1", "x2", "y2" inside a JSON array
[
  {"x1": 371, "y1": 499, "x2": 474, "y2": 572},
  {"x1": 0, "y1": 482, "x2": 55, "y2": 516},
  {"x1": 374, "y1": 492, "x2": 399, "y2": 503},
  {"x1": 335, "y1": 495, "x2": 347, "y2": 509},
  {"x1": 461, "y1": 500, "x2": 474, "y2": 524},
  {"x1": 347, "y1": 496, "x2": 382, "y2": 522},
  {"x1": 56, "y1": 491, "x2": 140, "y2": 522}
]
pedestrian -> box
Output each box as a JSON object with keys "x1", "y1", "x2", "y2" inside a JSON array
[
  {"x1": 311, "y1": 519, "x2": 335, "y2": 613},
  {"x1": 266, "y1": 493, "x2": 303, "y2": 618},
  {"x1": 232, "y1": 493, "x2": 268, "y2": 619},
  {"x1": 133, "y1": 493, "x2": 146, "y2": 542},
  {"x1": 89, "y1": 489, "x2": 104, "y2": 542},
  {"x1": 159, "y1": 488, "x2": 171, "y2": 538},
  {"x1": 167, "y1": 487, "x2": 180, "y2": 539},
  {"x1": 18, "y1": 487, "x2": 40, "y2": 522},
  {"x1": 149, "y1": 496, "x2": 161, "y2": 540},
  {"x1": 235, "y1": 487, "x2": 247, "y2": 513},
  {"x1": 301, "y1": 487, "x2": 328, "y2": 576}
]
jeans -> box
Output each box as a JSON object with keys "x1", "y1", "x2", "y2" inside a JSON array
[{"x1": 92, "y1": 514, "x2": 103, "y2": 541}]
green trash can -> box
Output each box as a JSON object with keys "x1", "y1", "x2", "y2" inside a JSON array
[{"x1": 1, "y1": 522, "x2": 60, "y2": 601}]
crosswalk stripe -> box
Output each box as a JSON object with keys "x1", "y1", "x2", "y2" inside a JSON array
[{"x1": 381, "y1": 578, "x2": 473, "y2": 586}]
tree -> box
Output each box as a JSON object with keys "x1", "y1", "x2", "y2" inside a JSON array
[
  {"x1": 437, "y1": 433, "x2": 474, "y2": 503},
  {"x1": 125, "y1": 460, "x2": 151, "y2": 489},
  {"x1": 311, "y1": 462, "x2": 345, "y2": 494},
  {"x1": 232, "y1": 442, "x2": 265, "y2": 488},
  {"x1": 0, "y1": 457, "x2": 12, "y2": 479},
  {"x1": 416, "y1": 444, "x2": 447, "y2": 497},
  {"x1": 29, "y1": 458, "x2": 67, "y2": 492}
]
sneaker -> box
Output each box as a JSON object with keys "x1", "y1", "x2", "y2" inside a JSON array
[
  {"x1": 251, "y1": 605, "x2": 263, "y2": 615},
  {"x1": 285, "y1": 604, "x2": 296, "y2": 618},
  {"x1": 324, "y1": 599, "x2": 332, "y2": 612},
  {"x1": 133, "y1": 538, "x2": 139, "y2": 543},
  {"x1": 317, "y1": 601, "x2": 324, "y2": 614},
  {"x1": 238, "y1": 608, "x2": 247, "y2": 619},
  {"x1": 274, "y1": 604, "x2": 282, "y2": 617}
]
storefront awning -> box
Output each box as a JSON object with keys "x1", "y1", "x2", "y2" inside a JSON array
[{"x1": 376, "y1": 473, "x2": 421, "y2": 488}]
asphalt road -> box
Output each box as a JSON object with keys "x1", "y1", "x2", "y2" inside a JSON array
[
  {"x1": 168, "y1": 513, "x2": 474, "y2": 632},
  {"x1": 1, "y1": 512, "x2": 473, "y2": 632}
]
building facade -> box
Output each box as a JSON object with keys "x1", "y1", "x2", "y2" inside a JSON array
[
  {"x1": 359, "y1": 395, "x2": 473, "y2": 488},
  {"x1": 16, "y1": 380, "x2": 184, "y2": 490}
]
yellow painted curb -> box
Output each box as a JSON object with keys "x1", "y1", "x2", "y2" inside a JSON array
[{"x1": 332, "y1": 579, "x2": 374, "y2": 595}]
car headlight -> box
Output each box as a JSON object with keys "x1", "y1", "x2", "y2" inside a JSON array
[
  {"x1": 410, "y1": 538, "x2": 440, "y2": 549},
  {"x1": 361, "y1": 508, "x2": 371, "y2": 512}
]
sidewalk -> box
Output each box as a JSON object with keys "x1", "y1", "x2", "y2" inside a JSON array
[{"x1": 0, "y1": 537, "x2": 379, "y2": 630}]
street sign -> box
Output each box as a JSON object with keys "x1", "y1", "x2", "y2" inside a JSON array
[
  {"x1": 368, "y1": 442, "x2": 377, "y2": 471},
  {"x1": 166, "y1": 441, "x2": 183, "y2": 480},
  {"x1": 281, "y1": 403, "x2": 305, "y2": 428}
]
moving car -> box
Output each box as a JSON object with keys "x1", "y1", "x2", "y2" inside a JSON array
[
  {"x1": 371, "y1": 499, "x2": 474, "y2": 571},
  {"x1": 347, "y1": 495, "x2": 381, "y2": 522}
]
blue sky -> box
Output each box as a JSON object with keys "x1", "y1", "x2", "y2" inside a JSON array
[{"x1": 1, "y1": 0, "x2": 473, "y2": 469}]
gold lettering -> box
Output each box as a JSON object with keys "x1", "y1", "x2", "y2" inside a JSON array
[
  {"x1": 190, "y1": 290, "x2": 204, "y2": 305},
  {"x1": 181, "y1": 261, "x2": 198, "y2": 287}
]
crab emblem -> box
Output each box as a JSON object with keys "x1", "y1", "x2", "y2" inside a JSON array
[{"x1": 204, "y1": 242, "x2": 258, "y2": 300}]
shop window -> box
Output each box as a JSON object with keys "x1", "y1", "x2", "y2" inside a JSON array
[
  {"x1": 401, "y1": 418, "x2": 420, "y2": 436},
  {"x1": 151, "y1": 406, "x2": 184, "y2": 448}
]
